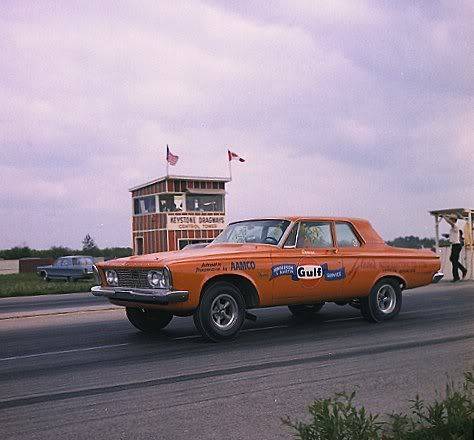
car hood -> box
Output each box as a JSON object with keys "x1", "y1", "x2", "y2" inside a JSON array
[
  {"x1": 36, "y1": 265, "x2": 54, "y2": 270},
  {"x1": 99, "y1": 243, "x2": 274, "y2": 268}
]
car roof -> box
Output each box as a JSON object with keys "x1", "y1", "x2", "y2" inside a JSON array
[
  {"x1": 228, "y1": 216, "x2": 385, "y2": 244},
  {"x1": 229, "y1": 216, "x2": 368, "y2": 223},
  {"x1": 58, "y1": 255, "x2": 94, "y2": 259}
]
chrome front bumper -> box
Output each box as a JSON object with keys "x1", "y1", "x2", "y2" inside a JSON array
[
  {"x1": 91, "y1": 286, "x2": 189, "y2": 304},
  {"x1": 432, "y1": 271, "x2": 444, "y2": 283}
]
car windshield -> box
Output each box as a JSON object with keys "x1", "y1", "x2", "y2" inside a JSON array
[{"x1": 213, "y1": 219, "x2": 290, "y2": 245}]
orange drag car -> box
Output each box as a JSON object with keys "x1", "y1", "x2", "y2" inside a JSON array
[{"x1": 92, "y1": 217, "x2": 443, "y2": 341}]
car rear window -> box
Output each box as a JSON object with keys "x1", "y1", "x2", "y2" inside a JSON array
[{"x1": 335, "y1": 223, "x2": 361, "y2": 247}]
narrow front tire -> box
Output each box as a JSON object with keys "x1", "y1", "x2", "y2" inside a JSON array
[{"x1": 126, "y1": 307, "x2": 173, "y2": 333}]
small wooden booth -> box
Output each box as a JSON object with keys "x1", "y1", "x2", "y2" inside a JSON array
[{"x1": 130, "y1": 175, "x2": 230, "y2": 255}]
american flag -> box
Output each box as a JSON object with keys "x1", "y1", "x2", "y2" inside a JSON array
[
  {"x1": 166, "y1": 145, "x2": 179, "y2": 166},
  {"x1": 228, "y1": 149, "x2": 245, "y2": 162}
]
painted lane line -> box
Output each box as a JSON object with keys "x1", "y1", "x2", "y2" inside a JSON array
[
  {"x1": 324, "y1": 317, "x2": 362, "y2": 323},
  {"x1": 173, "y1": 335, "x2": 201, "y2": 341},
  {"x1": 0, "y1": 307, "x2": 121, "y2": 320},
  {"x1": 172, "y1": 325, "x2": 289, "y2": 340},
  {"x1": 242, "y1": 324, "x2": 289, "y2": 332},
  {"x1": 0, "y1": 343, "x2": 131, "y2": 362},
  {"x1": 172, "y1": 319, "x2": 361, "y2": 341},
  {"x1": 172, "y1": 324, "x2": 290, "y2": 340}
]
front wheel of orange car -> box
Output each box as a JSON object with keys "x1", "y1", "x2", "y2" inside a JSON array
[
  {"x1": 193, "y1": 281, "x2": 245, "y2": 342},
  {"x1": 126, "y1": 307, "x2": 173, "y2": 333},
  {"x1": 360, "y1": 279, "x2": 402, "y2": 323}
]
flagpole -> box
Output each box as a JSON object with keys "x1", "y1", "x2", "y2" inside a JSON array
[
  {"x1": 166, "y1": 145, "x2": 169, "y2": 177},
  {"x1": 228, "y1": 159, "x2": 232, "y2": 182}
]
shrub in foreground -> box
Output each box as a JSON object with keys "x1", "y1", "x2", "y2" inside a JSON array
[{"x1": 283, "y1": 371, "x2": 473, "y2": 440}]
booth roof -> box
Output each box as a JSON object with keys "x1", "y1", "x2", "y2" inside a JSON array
[
  {"x1": 129, "y1": 175, "x2": 231, "y2": 192},
  {"x1": 429, "y1": 208, "x2": 474, "y2": 219}
]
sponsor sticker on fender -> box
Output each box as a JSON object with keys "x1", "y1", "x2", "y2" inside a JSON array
[
  {"x1": 195, "y1": 262, "x2": 222, "y2": 273},
  {"x1": 270, "y1": 263, "x2": 345, "y2": 281},
  {"x1": 231, "y1": 261, "x2": 256, "y2": 271}
]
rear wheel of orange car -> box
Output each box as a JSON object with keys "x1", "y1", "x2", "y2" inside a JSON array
[
  {"x1": 126, "y1": 307, "x2": 173, "y2": 333},
  {"x1": 193, "y1": 281, "x2": 245, "y2": 342},
  {"x1": 360, "y1": 279, "x2": 402, "y2": 323},
  {"x1": 288, "y1": 303, "x2": 325, "y2": 318}
]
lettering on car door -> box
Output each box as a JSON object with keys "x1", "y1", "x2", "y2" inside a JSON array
[{"x1": 270, "y1": 221, "x2": 345, "y2": 303}]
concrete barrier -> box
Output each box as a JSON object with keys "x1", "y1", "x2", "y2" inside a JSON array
[{"x1": 0, "y1": 259, "x2": 20, "y2": 275}]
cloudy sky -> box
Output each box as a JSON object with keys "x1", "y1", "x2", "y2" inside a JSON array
[{"x1": 1, "y1": 0, "x2": 473, "y2": 249}]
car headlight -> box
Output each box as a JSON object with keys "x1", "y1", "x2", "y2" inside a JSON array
[
  {"x1": 105, "y1": 269, "x2": 118, "y2": 286},
  {"x1": 147, "y1": 268, "x2": 171, "y2": 288},
  {"x1": 147, "y1": 270, "x2": 166, "y2": 288}
]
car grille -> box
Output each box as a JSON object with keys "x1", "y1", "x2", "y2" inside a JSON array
[{"x1": 115, "y1": 269, "x2": 150, "y2": 289}]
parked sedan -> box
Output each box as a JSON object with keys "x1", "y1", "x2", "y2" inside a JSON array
[{"x1": 37, "y1": 256, "x2": 95, "y2": 282}]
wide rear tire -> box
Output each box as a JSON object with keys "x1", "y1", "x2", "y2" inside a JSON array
[
  {"x1": 360, "y1": 279, "x2": 402, "y2": 323},
  {"x1": 288, "y1": 302, "x2": 325, "y2": 318},
  {"x1": 193, "y1": 281, "x2": 245, "y2": 342},
  {"x1": 126, "y1": 307, "x2": 173, "y2": 333}
]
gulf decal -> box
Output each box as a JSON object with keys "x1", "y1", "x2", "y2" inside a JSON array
[{"x1": 270, "y1": 263, "x2": 345, "y2": 281}]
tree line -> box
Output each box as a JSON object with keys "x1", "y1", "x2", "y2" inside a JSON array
[
  {"x1": 386, "y1": 235, "x2": 449, "y2": 249},
  {"x1": 0, "y1": 234, "x2": 132, "y2": 260}
]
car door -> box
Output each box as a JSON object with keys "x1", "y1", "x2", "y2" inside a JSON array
[
  {"x1": 270, "y1": 220, "x2": 345, "y2": 304},
  {"x1": 71, "y1": 257, "x2": 83, "y2": 278},
  {"x1": 48, "y1": 258, "x2": 65, "y2": 278},
  {"x1": 83, "y1": 257, "x2": 94, "y2": 275},
  {"x1": 334, "y1": 221, "x2": 373, "y2": 298},
  {"x1": 59, "y1": 258, "x2": 73, "y2": 278}
]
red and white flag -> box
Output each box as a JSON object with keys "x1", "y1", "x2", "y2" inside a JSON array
[
  {"x1": 228, "y1": 149, "x2": 245, "y2": 162},
  {"x1": 166, "y1": 145, "x2": 179, "y2": 166}
]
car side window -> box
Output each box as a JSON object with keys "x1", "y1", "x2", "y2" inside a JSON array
[
  {"x1": 296, "y1": 222, "x2": 333, "y2": 248},
  {"x1": 335, "y1": 223, "x2": 361, "y2": 247},
  {"x1": 266, "y1": 226, "x2": 285, "y2": 242}
]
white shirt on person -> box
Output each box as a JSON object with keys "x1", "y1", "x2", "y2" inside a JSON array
[{"x1": 449, "y1": 224, "x2": 460, "y2": 244}]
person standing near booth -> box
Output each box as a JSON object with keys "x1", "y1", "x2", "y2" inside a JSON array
[{"x1": 444, "y1": 215, "x2": 467, "y2": 282}]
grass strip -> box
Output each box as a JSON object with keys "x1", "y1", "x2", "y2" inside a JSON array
[{"x1": 0, "y1": 273, "x2": 94, "y2": 297}]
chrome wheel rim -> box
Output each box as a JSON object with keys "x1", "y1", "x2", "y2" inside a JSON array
[
  {"x1": 210, "y1": 294, "x2": 238, "y2": 330},
  {"x1": 376, "y1": 284, "x2": 396, "y2": 314}
]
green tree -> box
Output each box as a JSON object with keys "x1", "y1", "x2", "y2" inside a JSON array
[
  {"x1": 82, "y1": 234, "x2": 98, "y2": 253},
  {"x1": 386, "y1": 236, "x2": 449, "y2": 249}
]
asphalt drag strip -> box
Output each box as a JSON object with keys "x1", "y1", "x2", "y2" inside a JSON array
[{"x1": 1, "y1": 332, "x2": 471, "y2": 410}]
